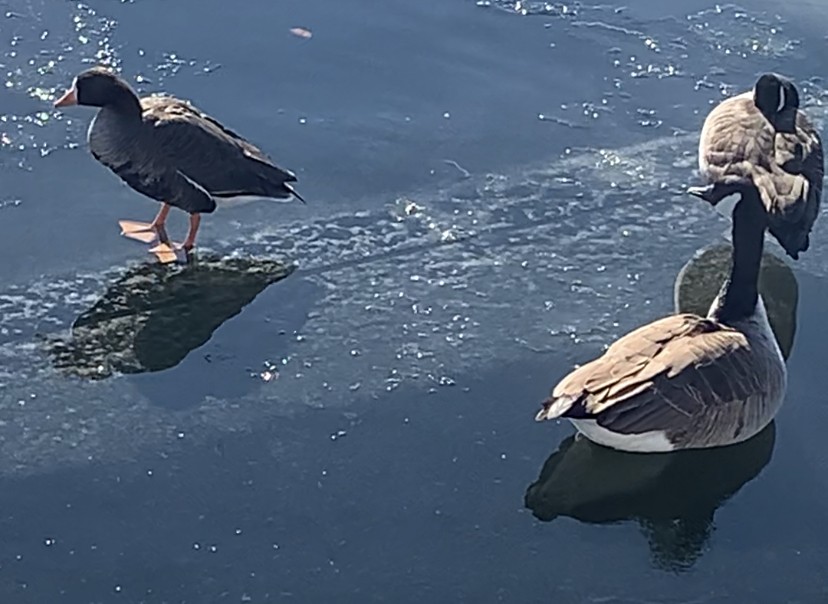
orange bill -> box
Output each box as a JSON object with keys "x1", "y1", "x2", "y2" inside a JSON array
[{"x1": 54, "y1": 87, "x2": 77, "y2": 108}]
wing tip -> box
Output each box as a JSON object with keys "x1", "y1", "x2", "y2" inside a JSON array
[
  {"x1": 285, "y1": 183, "x2": 306, "y2": 204},
  {"x1": 535, "y1": 395, "x2": 573, "y2": 422},
  {"x1": 534, "y1": 403, "x2": 552, "y2": 422}
]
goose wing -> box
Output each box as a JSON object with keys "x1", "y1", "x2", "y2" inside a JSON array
[
  {"x1": 699, "y1": 94, "x2": 823, "y2": 258},
  {"x1": 91, "y1": 132, "x2": 215, "y2": 215},
  {"x1": 141, "y1": 95, "x2": 298, "y2": 200},
  {"x1": 536, "y1": 314, "x2": 764, "y2": 435},
  {"x1": 764, "y1": 111, "x2": 823, "y2": 257},
  {"x1": 698, "y1": 94, "x2": 776, "y2": 188}
]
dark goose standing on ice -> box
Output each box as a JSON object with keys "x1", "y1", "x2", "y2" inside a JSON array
[
  {"x1": 689, "y1": 72, "x2": 823, "y2": 259},
  {"x1": 536, "y1": 186, "x2": 786, "y2": 452},
  {"x1": 54, "y1": 67, "x2": 304, "y2": 259}
]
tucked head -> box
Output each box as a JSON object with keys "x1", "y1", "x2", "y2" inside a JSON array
[
  {"x1": 753, "y1": 73, "x2": 799, "y2": 131},
  {"x1": 54, "y1": 67, "x2": 138, "y2": 109}
]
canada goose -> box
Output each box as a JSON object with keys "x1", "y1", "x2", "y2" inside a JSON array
[
  {"x1": 688, "y1": 73, "x2": 823, "y2": 260},
  {"x1": 53, "y1": 67, "x2": 304, "y2": 261},
  {"x1": 535, "y1": 186, "x2": 786, "y2": 452}
]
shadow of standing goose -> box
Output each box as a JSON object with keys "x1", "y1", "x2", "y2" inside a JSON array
[
  {"x1": 525, "y1": 243, "x2": 798, "y2": 572},
  {"x1": 45, "y1": 255, "x2": 296, "y2": 380}
]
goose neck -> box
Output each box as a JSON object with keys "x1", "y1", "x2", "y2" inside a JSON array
[{"x1": 711, "y1": 187, "x2": 767, "y2": 324}]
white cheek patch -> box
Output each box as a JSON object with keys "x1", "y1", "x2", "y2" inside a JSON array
[{"x1": 777, "y1": 85, "x2": 786, "y2": 112}]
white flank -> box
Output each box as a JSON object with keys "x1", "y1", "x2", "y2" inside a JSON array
[
  {"x1": 570, "y1": 419, "x2": 675, "y2": 453},
  {"x1": 215, "y1": 194, "x2": 295, "y2": 209}
]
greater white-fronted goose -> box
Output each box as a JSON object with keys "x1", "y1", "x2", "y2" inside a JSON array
[
  {"x1": 536, "y1": 186, "x2": 786, "y2": 452},
  {"x1": 689, "y1": 73, "x2": 823, "y2": 260},
  {"x1": 53, "y1": 67, "x2": 304, "y2": 260}
]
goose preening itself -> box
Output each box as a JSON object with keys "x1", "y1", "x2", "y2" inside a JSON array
[
  {"x1": 688, "y1": 72, "x2": 823, "y2": 260},
  {"x1": 536, "y1": 185, "x2": 786, "y2": 452},
  {"x1": 54, "y1": 67, "x2": 304, "y2": 261}
]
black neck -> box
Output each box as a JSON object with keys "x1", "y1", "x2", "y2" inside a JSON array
[
  {"x1": 104, "y1": 89, "x2": 142, "y2": 121},
  {"x1": 712, "y1": 187, "x2": 767, "y2": 323}
]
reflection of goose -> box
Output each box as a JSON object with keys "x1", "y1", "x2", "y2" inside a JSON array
[
  {"x1": 674, "y1": 243, "x2": 798, "y2": 360},
  {"x1": 45, "y1": 256, "x2": 294, "y2": 379},
  {"x1": 688, "y1": 73, "x2": 823, "y2": 260},
  {"x1": 524, "y1": 423, "x2": 775, "y2": 572},
  {"x1": 536, "y1": 189, "x2": 787, "y2": 452}
]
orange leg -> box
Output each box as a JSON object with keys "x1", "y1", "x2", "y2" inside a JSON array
[
  {"x1": 181, "y1": 213, "x2": 201, "y2": 251},
  {"x1": 148, "y1": 212, "x2": 200, "y2": 263},
  {"x1": 150, "y1": 203, "x2": 171, "y2": 228}
]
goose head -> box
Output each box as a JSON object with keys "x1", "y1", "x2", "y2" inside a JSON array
[
  {"x1": 753, "y1": 73, "x2": 799, "y2": 133},
  {"x1": 54, "y1": 67, "x2": 139, "y2": 110}
]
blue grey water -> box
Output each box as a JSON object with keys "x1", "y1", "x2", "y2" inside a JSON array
[{"x1": 0, "y1": 0, "x2": 827, "y2": 601}]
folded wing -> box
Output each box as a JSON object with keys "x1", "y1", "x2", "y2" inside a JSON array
[
  {"x1": 537, "y1": 314, "x2": 767, "y2": 435},
  {"x1": 141, "y1": 96, "x2": 298, "y2": 201}
]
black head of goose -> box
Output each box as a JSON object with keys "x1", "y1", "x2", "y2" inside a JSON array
[
  {"x1": 54, "y1": 67, "x2": 305, "y2": 262},
  {"x1": 536, "y1": 185, "x2": 787, "y2": 453},
  {"x1": 688, "y1": 73, "x2": 823, "y2": 260},
  {"x1": 753, "y1": 72, "x2": 800, "y2": 133},
  {"x1": 55, "y1": 67, "x2": 142, "y2": 115}
]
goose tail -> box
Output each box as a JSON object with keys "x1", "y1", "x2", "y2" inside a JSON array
[{"x1": 535, "y1": 394, "x2": 578, "y2": 422}]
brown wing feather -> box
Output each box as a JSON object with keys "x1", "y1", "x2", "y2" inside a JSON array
[
  {"x1": 767, "y1": 110, "x2": 823, "y2": 255},
  {"x1": 699, "y1": 93, "x2": 823, "y2": 258},
  {"x1": 537, "y1": 314, "x2": 762, "y2": 434}
]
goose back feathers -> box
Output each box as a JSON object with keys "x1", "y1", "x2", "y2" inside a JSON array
[
  {"x1": 695, "y1": 73, "x2": 823, "y2": 259},
  {"x1": 537, "y1": 309, "x2": 785, "y2": 451}
]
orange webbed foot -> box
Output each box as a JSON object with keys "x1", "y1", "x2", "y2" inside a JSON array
[
  {"x1": 148, "y1": 241, "x2": 191, "y2": 264},
  {"x1": 119, "y1": 220, "x2": 162, "y2": 244}
]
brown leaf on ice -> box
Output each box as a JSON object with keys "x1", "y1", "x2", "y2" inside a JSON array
[{"x1": 290, "y1": 27, "x2": 312, "y2": 39}]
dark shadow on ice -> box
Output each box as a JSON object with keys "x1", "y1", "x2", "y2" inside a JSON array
[
  {"x1": 45, "y1": 255, "x2": 296, "y2": 380},
  {"x1": 524, "y1": 424, "x2": 775, "y2": 572}
]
